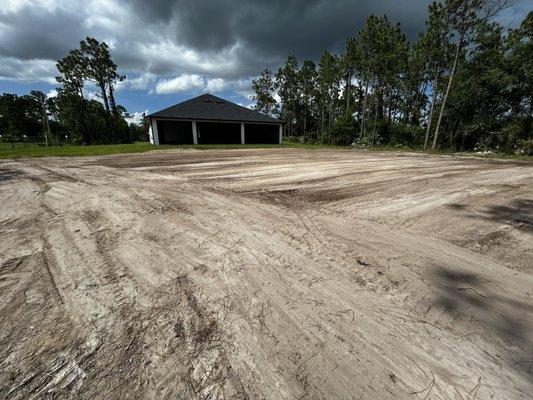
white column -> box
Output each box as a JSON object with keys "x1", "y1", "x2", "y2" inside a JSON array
[
  {"x1": 278, "y1": 124, "x2": 283, "y2": 144},
  {"x1": 151, "y1": 119, "x2": 160, "y2": 145},
  {"x1": 192, "y1": 121, "x2": 198, "y2": 144},
  {"x1": 240, "y1": 123, "x2": 245, "y2": 144},
  {"x1": 148, "y1": 121, "x2": 154, "y2": 144}
]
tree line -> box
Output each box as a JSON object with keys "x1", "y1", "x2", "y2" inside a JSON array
[
  {"x1": 0, "y1": 37, "x2": 148, "y2": 147},
  {"x1": 252, "y1": 0, "x2": 532, "y2": 154}
]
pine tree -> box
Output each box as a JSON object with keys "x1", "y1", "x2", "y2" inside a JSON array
[
  {"x1": 298, "y1": 60, "x2": 317, "y2": 135},
  {"x1": 432, "y1": 0, "x2": 510, "y2": 150},
  {"x1": 317, "y1": 51, "x2": 341, "y2": 133},
  {"x1": 275, "y1": 55, "x2": 299, "y2": 136},
  {"x1": 251, "y1": 69, "x2": 278, "y2": 116}
]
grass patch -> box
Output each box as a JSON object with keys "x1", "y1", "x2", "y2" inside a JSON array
[
  {"x1": 365, "y1": 144, "x2": 533, "y2": 161},
  {"x1": 0, "y1": 142, "x2": 167, "y2": 159},
  {"x1": 0, "y1": 141, "x2": 343, "y2": 159},
  {"x1": 0, "y1": 141, "x2": 530, "y2": 160}
]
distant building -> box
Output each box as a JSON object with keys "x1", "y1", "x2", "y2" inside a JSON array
[{"x1": 147, "y1": 93, "x2": 282, "y2": 145}]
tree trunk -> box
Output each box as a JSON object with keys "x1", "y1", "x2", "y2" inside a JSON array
[
  {"x1": 449, "y1": 128, "x2": 454, "y2": 148},
  {"x1": 321, "y1": 102, "x2": 325, "y2": 133},
  {"x1": 377, "y1": 88, "x2": 384, "y2": 121},
  {"x1": 359, "y1": 81, "x2": 369, "y2": 137},
  {"x1": 388, "y1": 92, "x2": 393, "y2": 122},
  {"x1": 432, "y1": 23, "x2": 466, "y2": 150},
  {"x1": 78, "y1": 86, "x2": 93, "y2": 144},
  {"x1": 99, "y1": 82, "x2": 110, "y2": 114},
  {"x1": 460, "y1": 126, "x2": 466, "y2": 151},
  {"x1": 98, "y1": 81, "x2": 116, "y2": 143},
  {"x1": 42, "y1": 110, "x2": 50, "y2": 147},
  {"x1": 289, "y1": 110, "x2": 293, "y2": 137},
  {"x1": 424, "y1": 68, "x2": 440, "y2": 150},
  {"x1": 108, "y1": 79, "x2": 116, "y2": 113},
  {"x1": 409, "y1": 69, "x2": 426, "y2": 125},
  {"x1": 303, "y1": 110, "x2": 307, "y2": 137},
  {"x1": 328, "y1": 105, "x2": 331, "y2": 132},
  {"x1": 371, "y1": 89, "x2": 379, "y2": 145},
  {"x1": 345, "y1": 71, "x2": 351, "y2": 114}
]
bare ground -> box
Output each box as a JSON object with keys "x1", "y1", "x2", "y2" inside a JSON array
[{"x1": 0, "y1": 148, "x2": 532, "y2": 399}]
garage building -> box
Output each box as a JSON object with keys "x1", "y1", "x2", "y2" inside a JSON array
[{"x1": 147, "y1": 93, "x2": 282, "y2": 145}]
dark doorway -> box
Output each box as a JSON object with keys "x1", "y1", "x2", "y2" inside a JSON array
[
  {"x1": 245, "y1": 124, "x2": 279, "y2": 144},
  {"x1": 157, "y1": 120, "x2": 193, "y2": 144},
  {"x1": 197, "y1": 122, "x2": 241, "y2": 144}
]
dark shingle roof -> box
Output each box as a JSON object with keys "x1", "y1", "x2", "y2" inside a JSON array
[{"x1": 148, "y1": 93, "x2": 280, "y2": 124}]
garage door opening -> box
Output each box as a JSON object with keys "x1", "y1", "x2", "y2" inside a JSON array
[
  {"x1": 197, "y1": 122, "x2": 241, "y2": 144},
  {"x1": 157, "y1": 120, "x2": 193, "y2": 144},
  {"x1": 245, "y1": 124, "x2": 279, "y2": 144}
]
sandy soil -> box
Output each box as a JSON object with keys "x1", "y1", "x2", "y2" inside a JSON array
[{"x1": 0, "y1": 148, "x2": 532, "y2": 399}]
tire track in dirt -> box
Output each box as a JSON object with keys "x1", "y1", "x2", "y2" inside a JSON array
[{"x1": 1, "y1": 149, "x2": 532, "y2": 399}]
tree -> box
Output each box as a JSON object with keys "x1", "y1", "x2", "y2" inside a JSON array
[
  {"x1": 442, "y1": 15, "x2": 531, "y2": 151},
  {"x1": 55, "y1": 38, "x2": 131, "y2": 145},
  {"x1": 343, "y1": 38, "x2": 358, "y2": 115},
  {"x1": 355, "y1": 16, "x2": 409, "y2": 143},
  {"x1": 29, "y1": 91, "x2": 53, "y2": 146},
  {"x1": 56, "y1": 49, "x2": 87, "y2": 99},
  {"x1": 56, "y1": 48, "x2": 92, "y2": 142},
  {"x1": 251, "y1": 69, "x2": 278, "y2": 116},
  {"x1": 418, "y1": 1, "x2": 451, "y2": 148},
  {"x1": 81, "y1": 38, "x2": 110, "y2": 113},
  {"x1": 432, "y1": 0, "x2": 510, "y2": 150},
  {"x1": 298, "y1": 60, "x2": 317, "y2": 135},
  {"x1": 276, "y1": 55, "x2": 300, "y2": 136},
  {"x1": 505, "y1": 11, "x2": 532, "y2": 120},
  {"x1": 0, "y1": 94, "x2": 25, "y2": 146},
  {"x1": 80, "y1": 37, "x2": 124, "y2": 115},
  {"x1": 317, "y1": 51, "x2": 341, "y2": 133}
]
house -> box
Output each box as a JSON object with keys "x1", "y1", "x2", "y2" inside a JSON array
[{"x1": 147, "y1": 93, "x2": 282, "y2": 145}]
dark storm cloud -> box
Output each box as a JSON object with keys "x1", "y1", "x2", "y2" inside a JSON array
[
  {"x1": 0, "y1": 0, "x2": 447, "y2": 82},
  {"x1": 126, "y1": 0, "x2": 431, "y2": 63},
  {"x1": 0, "y1": 5, "x2": 84, "y2": 61},
  {"x1": 0, "y1": 0, "x2": 529, "y2": 93}
]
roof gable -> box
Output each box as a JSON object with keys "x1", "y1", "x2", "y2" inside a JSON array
[{"x1": 148, "y1": 93, "x2": 280, "y2": 124}]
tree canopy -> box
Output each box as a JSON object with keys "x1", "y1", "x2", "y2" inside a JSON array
[
  {"x1": 252, "y1": 1, "x2": 531, "y2": 154},
  {"x1": 1, "y1": 37, "x2": 147, "y2": 146}
]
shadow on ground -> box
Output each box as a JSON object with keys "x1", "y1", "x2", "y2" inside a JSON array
[
  {"x1": 0, "y1": 169, "x2": 24, "y2": 182},
  {"x1": 429, "y1": 265, "x2": 533, "y2": 381},
  {"x1": 447, "y1": 198, "x2": 533, "y2": 232}
]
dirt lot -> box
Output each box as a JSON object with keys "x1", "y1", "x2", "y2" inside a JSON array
[{"x1": 0, "y1": 148, "x2": 532, "y2": 399}]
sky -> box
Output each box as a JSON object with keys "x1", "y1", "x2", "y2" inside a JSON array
[{"x1": 0, "y1": 0, "x2": 530, "y2": 123}]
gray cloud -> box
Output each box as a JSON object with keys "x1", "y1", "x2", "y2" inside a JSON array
[
  {"x1": 0, "y1": 56, "x2": 57, "y2": 82},
  {"x1": 0, "y1": 5, "x2": 84, "y2": 61},
  {"x1": 0, "y1": 0, "x2": 529, "y2": 96},
  {"x1": 124, "y1": 0, "x2": 431, "y2": 66}
]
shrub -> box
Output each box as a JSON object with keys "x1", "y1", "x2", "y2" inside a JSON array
[
  {"x1": 303, "y1": 131, "x2": 321, "y2": 144},
  {"x1": 352, "y1": 135, "x2": 378, "y2": 148},
  {"x1": 475, "y1": 118, "x2": 531, "y2": 153},
  {"x1": 517, "y1": 139, "x2": 533, "y2": 156},
  {"x1": 322, "y1": 115, "x2": 358, "y2": 146},
  {"x1": 388, "y1": 122, "x2": 424, "y2": 146}
]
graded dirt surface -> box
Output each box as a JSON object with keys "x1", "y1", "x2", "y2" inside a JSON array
[{"x1": 0, "y1": 148, "x2": 532, "y2": 399}]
